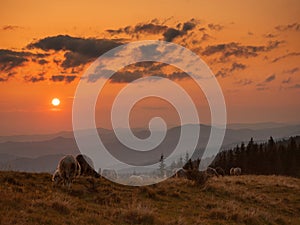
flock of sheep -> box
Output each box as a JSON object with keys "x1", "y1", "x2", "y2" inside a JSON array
[{"x1": 52, "y1": 155, "x2": 242, "y2": 188}]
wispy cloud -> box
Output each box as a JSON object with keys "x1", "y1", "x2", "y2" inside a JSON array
[
  {"x1": 275, "y1": 23, "x2": 300, "y2": 32},
  {"x1": 272, "y1": 52, "x2": 300, "y2": 63},
  {"x1": 202, "y1": 41, "x2": 282, "y2": 62},
  {"x1": 264, "y1": 74, "x2": 276, "y2": 83},
  {"x1": 50, "y1": 75, "x2": 77, "y2": 83}
]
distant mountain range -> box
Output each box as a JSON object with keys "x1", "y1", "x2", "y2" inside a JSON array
[{"x1": 0, "y1": 123, "x2": 299, "y2": 173}]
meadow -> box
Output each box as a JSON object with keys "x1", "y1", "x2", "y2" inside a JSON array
[{"x1": 0, "y1": 171, "x2": 299, "y2": 225}]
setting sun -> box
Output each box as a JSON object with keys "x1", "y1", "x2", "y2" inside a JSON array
[{"x1": 51, "y1": 98, "x2": 60, "y2": 106}]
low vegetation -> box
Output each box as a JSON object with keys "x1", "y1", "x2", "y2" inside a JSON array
[{"x1": 0, "y1": 171, "x2": 299, "y2": 225}]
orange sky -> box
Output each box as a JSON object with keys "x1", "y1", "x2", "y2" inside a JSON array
[{"x1": 0, "y1": 0, "x2": 300, "y2": 135}]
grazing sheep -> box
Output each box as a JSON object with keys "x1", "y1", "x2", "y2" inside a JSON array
[
  {"x1": 230, "y1": 167, "x2": 242, "y2": 176},
  {"x1": 230, "y1": 167, "x2": 235, "y2": 175},
  {"x1": 56, "y1": 155, "x2": 80, "y2": 188},
  {"x1": 128, "y1": 175, "x2": 143, "y2": 185},
  {"x1": 52, "y1": 169, "x2": 63, "y2": 186},
  {"x1": 206, "y1": 167, "x2": 219, "y2": 177},
  {"x1": 183, "y1": 158, "x2": 200, "y2": 171},
  {"x1": 76, "y1": 154, "x2": 100, "y2": 178},
  {"x1": 215, "y1": 167, "x2": 225, "y2": 176},
  {"x1": 102, "y1": 169, "x2": 118, "y2": 181},
  {"x1": 173, "y1": 159, "x2": 207, "y2": 185},
  {"x1": 234, "y1": 167, "x2": 242, "y2": 176},
  {"x1": 173, "y1": 168, "x2": 188, "y2": 179}
]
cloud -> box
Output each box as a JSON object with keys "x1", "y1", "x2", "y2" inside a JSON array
[
  {"x1": 0, "y1": 77, "x2": 8, "y2": 82},
  {"x1": 283, "y1": 67, "x2": 299, "y2": 75},
  {"x1": 215, "y1": 62, "x2": 247, "y2": 77},
  {"x1": 235, "y1": 79, "x2": 253, "y2": 86},
  {"x1": 24, "y1": 73, "x2": 46, "y2": 83},
  {"x1": 288, "y1": 84, "x2": 300, "y2": 89},
  {"x1": 202, "y1": 41, "x2": 282, "y2": 62},
  {"x1": 87, "y1": 64, "x2": 188, "y2": 83},
  {"x1": 230, "y1": 62, "x2": 246, "y2": 72},
  {"x1": 208, "y1": 23, "x2": 224, "y2": 31},
  {"x1": 263, "y1": 33, "x2": 277, "y2": 38},
  {"x1": 106, "y1": 23, "x2": 168, "y2": 35},
  {"x1": 28, "y1": 35, "x2": 123, "y2": 68},
  {"x1": 50, "y1": 75, "x2": 77, "y2": 83},
  {"x1": 0, "y1": 49, "x2": 30, "y2": 72},
  {"x1": 37, "y1": 59, "x2": 48, "y2": 65},
  {"x1": 110, "y1": 71, "x2": 143, "y2": 83},
  {"x1": 256, "y1": 86, "x2": 268, "y2": 91},
  {"x1": 1, "y1": 25, "x2": 22, "y2": 31},
  {"x1": 182, "y1": 21, "x2": 196, "y2": 32},
  {"x1": 264, "y1": 74, "x2": 276, "y2": 83},
  {"x1": 134, "y1": 23, "x2": 168, "y2": 34},
  {"x1": 106, "y1": 19, "x2": 198, "y2": 42},
  {"x1": 272, "y1": 52, "x2": 300, "y2": 63},
  {"x1": 275, "y1": 23, "x2": 300, "y2": 32},
  {"x1": 163, "y1": 28, "x2": 182, "y2": 42},
  {"x1": 282, "y1": 77, "x2": 291, "y2": 84}
]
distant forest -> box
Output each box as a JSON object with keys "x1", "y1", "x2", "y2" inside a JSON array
[{"x1": 210, "y1": 136, "x2": 300, "y2": 177}]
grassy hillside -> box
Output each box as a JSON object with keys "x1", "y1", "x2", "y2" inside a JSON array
[{"x1": 0, "y1": 171, "x2": 299, "y2": 225}]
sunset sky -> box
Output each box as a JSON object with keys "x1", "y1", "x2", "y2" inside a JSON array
[{"x1": 0, "y1": 0, "x2": 300, "y2": 135}]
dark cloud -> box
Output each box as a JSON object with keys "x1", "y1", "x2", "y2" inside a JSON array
[
  {"x1": 87, "y1": 64, "x2": 188, "y2": 83},
  {"x1": 50, "y1": 75, "x2": 77, "y2": 83},
  {"x1": 275, "y1": 23, "x2": 300, "y2": 32},
  {"x1": 230, "y1": 62, "x2": 246, "y2": 72},
  {"x1": 264, "y1": 33, "x2": 277, "y2": 38},
  {"x1": 202, "y1": 41, "x2": 282, "y2": 61},
  {"x1": 38, "y1": 59, "x2": 48, "y2": 65},
  {"x1": 139, "y1": 44, "x2": 161, "y2": 57},
  {"x1": 208, "y1": 23, "x2": 224, "y2": 31},
  {"x1": 152, "y1": 71, "x2": 189, "y2": 80},
  {"x1": 283, "y1": 67, "x2": 299, "y2": 75},
  {"x1": 28, "y1": 35, "x2": 123, "y2": 68},
  {"x1": 106, "y1": 23, "x2": 168, "y2": 36},
  {"x1": 199, "y1": 27, "x2": 206, "y2": 32},
  {"x1": 163, "y1": 20, "x2": 197, "y2": 42},
  {"x1": 272, "y1": 52, "x2": 300, "y2": 63},
  {"x1": 215, "y1": 69, "x2": 227, "y2": 78},
  {"x1": 1, "y1": 25, "x2": 21, "y2": 31},
  {"x1": 134, "y1": 23, "x2": 168, "y2": 34},
  {"x1": 215, "y1": 62, "x2": 247, "y2": 77},
  {"x1": 256, "y1": 86, "x2": 268, "y2": 91},
  {"x1": 0, "y1": 77, "x2": 8, "y2": 82},
  {"x1": 182, "y1": 21, "x2": 196, "y2": 32},
  {"x1": 163, "y1": 28, "x2": 182, "y2": 42},
  {"x1": 107, "y1": 19, "x2": 197, "y2": 41},
  {"x1": 106, "y1": 26, "x2": 131, "y2": 35},
  {"x1": 0, "y1": 49, "x2": 31, "y2": 72},
  {"x1": 0, "y1": 49, "x2": 48, "y2": 74},
  {"x1": 235, "y1": 79, "x2": 253, "y2": 86},
  {"x1": 282, "y1": 77, "x2": 291, "y2": 84},
  {"x1": 289, "y1": 84, "x2": 300, "y2": 89},
  {"x1": 87, "y1": 69, "x2": 116, "y2": 83},
  {"x1": 24, "y1": 73, "x2": 46, "y2": 83},
  {"x1": 264, "y1": 74, "x2": 276, "y2": 83},
  {"x1": 200, "y1": 33, "x2": 211, "y2": 42},
  {"x1": 110, "y1": 71, "x2": 143, "y2": 83}
]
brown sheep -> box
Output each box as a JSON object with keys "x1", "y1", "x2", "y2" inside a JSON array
[
  {"x1": 76, "y1": 154, "x2": 100, "y2": 178},
  {"x1": 54, "y1": 155, "x2": 81, "y2": 188},
  {"x1": 206, "y1": 167, "x2": 219, "y2": 177},
  {"x1": 230, "y1": 167, "x2": 242, "y2": 176},
  {"x1": 215, "y1": 167, "x2": 225, "y2": 176}
]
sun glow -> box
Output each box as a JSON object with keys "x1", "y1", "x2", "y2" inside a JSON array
[{"x1": 51, "y1": 98, "x2": 60, "y2": 106}]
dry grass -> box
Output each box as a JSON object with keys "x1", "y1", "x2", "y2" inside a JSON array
[{"x1": 0, "y1": 171, "x2": 299, "y2": 225}]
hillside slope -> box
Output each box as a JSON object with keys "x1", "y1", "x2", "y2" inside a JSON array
[{"x1": 0, "y1": 172, "x2": 299, "y2": 225}]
